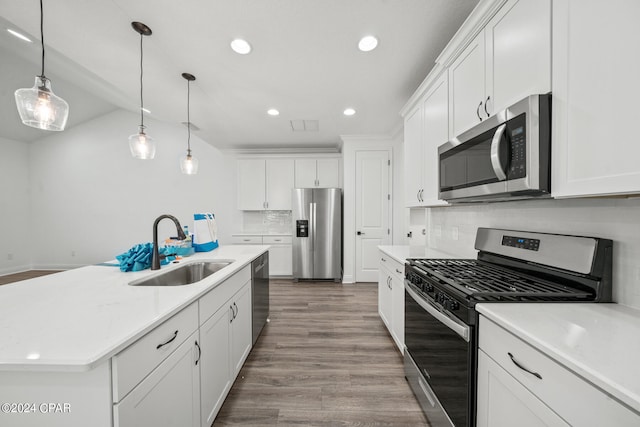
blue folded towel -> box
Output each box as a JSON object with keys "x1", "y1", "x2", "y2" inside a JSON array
[{"x1": 115, "y1": 243, "x2": 177, "y2": 272}]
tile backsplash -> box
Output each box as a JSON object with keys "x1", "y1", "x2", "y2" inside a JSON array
[
  {"x1": 423, "y1": 197, "x2": 640, "y2": 310},
  {"x1": 242, "y1": 211, "x2": 292, "y2": 234}
]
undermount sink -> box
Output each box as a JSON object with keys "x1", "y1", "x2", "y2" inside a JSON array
[{"x1": 129, "y1": 260, "x2": 234, "y2": 286}]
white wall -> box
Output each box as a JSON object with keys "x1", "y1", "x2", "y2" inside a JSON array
[
  {"x1": 0, "y1": 137, "x2": 31, "y2": 274},
  {"x1": 27, "y1": 109, "x2": 236, "y2": 268},
  {"x1": 423, "y1": 197, "x2": 640, "y2": 310}
]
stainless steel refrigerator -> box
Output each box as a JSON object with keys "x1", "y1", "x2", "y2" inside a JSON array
[{"x1": 292, "y1": 188, "x2": 342, "y2": 282}]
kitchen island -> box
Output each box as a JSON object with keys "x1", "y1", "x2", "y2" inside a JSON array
[{"x1": 0, "y1": 245, "x2": 267, "y2": 427}]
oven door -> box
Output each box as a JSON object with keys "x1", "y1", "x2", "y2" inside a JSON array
[{"x1": 404, "y1": 282, "x2": 474, "y2": 427}]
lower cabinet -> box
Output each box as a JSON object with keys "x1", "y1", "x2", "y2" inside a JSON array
[
  {"x1": 114, "y1": 332, "x2": 201, "y2": 427},
  {"x1": 478, "y1": 315, "x2": 640, "y2": 426},
  {"x1": 232, "y1": 234, "x2": 292, "y2": 276},
  {"x1": 200, "y1": 279, "x2": 252, "y2": 427},
  {"x1": 377, "y1": 250, "x2": 405, "y2": 354}
]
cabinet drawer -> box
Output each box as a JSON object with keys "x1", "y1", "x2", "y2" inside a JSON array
[
  {"x1": 231, "y1": 235, "x2": 263, "y2": 244},
  {"x1": 379, "y1": 251, "x2": 404, "y2": 280},
  {"x1": 479, "y1": 316, "x2": 639, "y2": 426},
  {"x1": 199, "y1": 265, "x2": 251, "y2": 325},
  {"x1": 112, "y1": 302, "x2": 198, "y2": 403},
  {"x1": 263, "y1": 235, "x2": 292, "y2": 244}
]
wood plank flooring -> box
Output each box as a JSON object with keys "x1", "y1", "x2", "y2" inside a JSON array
[
  {"x1": 0, "y1": 270, "x2": 62, "y2": 285},
  {"x1": 214, "y1": 279, "x2": 429, "y2": 427}
]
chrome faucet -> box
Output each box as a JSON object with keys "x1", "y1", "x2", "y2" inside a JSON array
[{"x1": 151, "y1": 214, "x2": 187, "y2": 270}]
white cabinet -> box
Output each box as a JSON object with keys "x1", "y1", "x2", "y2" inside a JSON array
[
  {"x1": 449, "y1": 0, "x2": 551, "y2": 137},
  {"x1": 404, "y1": 73, "x2": 449, "y2": 208},
  {"x1": 552, "y1": 0, "x2": 640, "y2": 198},
  {"x1": 114, "y1": 332, "x2": 201, "y2": 427},
  {"x1": 232, "y1": 235, "x2": 292, "y2": 276},
  {"x1": 294, "y1": 158, "x2": 340, "y2": 188},
  {"x1": 263, "y1": 235, "x2": 292, "y2": 276},
  {"x1": 377, "y1": 251, "x2": 404, "y2": 353},
  {"x1": 477, "y1": 349, "x2": 569, "y2": 427},
  {"x1": 478, "y1": 316, "x2": 640, "y2": 427},
  {"x1": 237, "y1": 158, "x2": 294, "y2": 210},
  {"x1": 199, "y1": 271, "x2": 253, "y2": 427}
]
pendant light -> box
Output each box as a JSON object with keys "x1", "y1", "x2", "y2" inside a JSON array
[
  {"x1": 128, "y1": 22, "x2": 155, "y2": 159},
  {"x1": 14, "y1": 0, "x2": 69, "y2": 131},
  {"x1": 180, "y1": 73, "x2": 198, "y2": 175}
]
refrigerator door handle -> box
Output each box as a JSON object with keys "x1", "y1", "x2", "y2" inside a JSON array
[{"x1": 310, "y1": 202, "x2": 316, "y2": 252}]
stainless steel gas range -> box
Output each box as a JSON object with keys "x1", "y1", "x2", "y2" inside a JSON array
[{"x1": 403, "y1": 227, "x2": 613, "y2": 427}]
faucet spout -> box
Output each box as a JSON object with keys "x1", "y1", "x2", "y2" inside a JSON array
[{"x1": 151, "y1": 214, "x2": 187, "y2": 270}]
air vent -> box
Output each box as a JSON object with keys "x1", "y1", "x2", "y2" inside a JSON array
[
  {"x1": 290, "y1": 120, "x2": 319, "y2": 132},
  {"x1": 181, "y1": 121, "x2": 200, "y2": 131}
]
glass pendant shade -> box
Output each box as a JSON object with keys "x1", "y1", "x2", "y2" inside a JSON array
[
  {"x1": 180, "y1": 152, "x2": 198, "y2": 175},
  {"x1": 15, "y1": 76, "x2": 69, "y2": 131},
  {"x1": 129, "y1": 126, "x2": 156, "y2": 159}
]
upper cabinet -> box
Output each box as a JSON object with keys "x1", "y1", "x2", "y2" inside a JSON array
[
  {"x1": 449, "y1": 0, "x2": 551, "y2": 137},
  {"x1": 237, "y1": 159, "x2": 294, "y2": 210},
  {"x1": 552, "y1": 0, "x2": 640, "y2": 198},
  {"x1": 403, "y1": 72, "x2": 450, "y2": 208},
  {"x1": 294, "y1": 158, "x2": 341, "y2": 188}
]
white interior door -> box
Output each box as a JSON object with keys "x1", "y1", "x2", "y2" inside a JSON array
[{"x1": 355, "y1": 150, "x2": 390, "y2": 282}]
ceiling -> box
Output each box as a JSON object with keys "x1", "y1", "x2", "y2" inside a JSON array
[{"x1": 0, "y1": 0, "x2": 479, "y2": 150}]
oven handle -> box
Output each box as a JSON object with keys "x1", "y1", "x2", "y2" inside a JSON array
[{"x1": 405, "y1": 282, "x2": 470, "y2": 342}]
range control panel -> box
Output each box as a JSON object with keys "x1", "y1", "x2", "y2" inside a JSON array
[{"x1": 502, "y1": 235, "x2": 540, "y2": 251}]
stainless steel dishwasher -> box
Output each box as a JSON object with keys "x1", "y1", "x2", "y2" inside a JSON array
[{"x1": 251, "y1": 252, "x2": 269, "y2": 344}]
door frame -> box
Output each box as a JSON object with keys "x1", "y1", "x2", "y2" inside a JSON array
[{"x1": 341, "y1": 136, "x2": 395, "y2": 283}]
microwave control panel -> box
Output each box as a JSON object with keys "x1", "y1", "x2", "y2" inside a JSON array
[{"x1": 507, "y1": 115, "x2": 527, "y2": 179}]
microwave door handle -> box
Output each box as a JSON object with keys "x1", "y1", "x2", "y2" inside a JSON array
[{"x1": 490, "y1": 123, "x2": 508, "y2": 181}]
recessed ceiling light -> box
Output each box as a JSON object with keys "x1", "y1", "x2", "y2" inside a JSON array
[
  {"x1": 358, "y1": 35, "x2": 378, "y2": 52},
  {"x1": 7, "y1": 28, "x2": 32, "y2": 43},
  {"x1": 141, "y1": 107, "x2": 151, "y2": 114},
  {"x1": 230, "y1": 38, "x2": 252, "y2": 55},
  {"x1": 343, "y1": 108, "x2": 356, "y2": 116},
  {"x1": 267, "y1": 109, "x2": 280, "y2": 116}
]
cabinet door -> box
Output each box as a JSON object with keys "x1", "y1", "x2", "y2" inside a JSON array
[
  {"x1": 377, "y1": 258, "x2": 392, "y2": 329},
  {"x1": 265, "y1": 159, "x2": 294, "y2": 210},
  {"x1": 449, "y1": 31, "x2": 486, "y2": 137},
  {"x1": 316, "y1": 158, "x2": 340, "y2": 188},
  {"x1": 389, "y1": 268, "x2": 405, "y2": 354},
  {"x1": 486, "y1": 0, "x2": 551, "y2": 115},
  {"x1": 403, "y1": 105, "x2": 424, "y2": 207},
  {"x1": 294, "y1": 159, "x2": 317, "y2": 188},
  {"x1": 114, "y1": 333, "x2": 200, "y2": 427},
  {"x1": 268, "y1": 245, "x2": 292, "y2": 276},
  {"x1": 237, "y1": 159, "x2": 266, "y2": 210},
  {"x1": 199, "y1": 306, "x2": 232, "y2": 427},
  {"x1": 552, "y1": 0, "x2": 640, "y2": 197},
  {"x1": 230, "y1": 282, "x2": 252, "y2": 376},
  {"x1": 421, "y1": 73, "x2": 449, "y2": 207},
  {"x1": 476, "y1": 350, "x2": 570, "y2": 427}
]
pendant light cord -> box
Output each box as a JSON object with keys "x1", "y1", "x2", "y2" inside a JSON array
[
  {"x1": 39, "y1": 0, "x2": 45, "y2": 79},
  {"x1": 187, "y1": 79, "x2": 191, "y2": 153},
  {"x1": 139, "y1": 32, "x2": 144, "y2": 128}
]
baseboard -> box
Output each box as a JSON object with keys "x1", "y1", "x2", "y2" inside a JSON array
[
  {"x1": 0, "y1": 264, "x2": 32, "y2": 276},
  {"x1": 342, "y1": 274, "x2": 355, "y2": 284},
  {"x1": 31, "y1": 264, "x2": 81, "y2": 271}
]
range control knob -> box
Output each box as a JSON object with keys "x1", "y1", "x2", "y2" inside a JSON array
[{"x1": 424, "y1": 283, "x2": 434, "y2": 293}]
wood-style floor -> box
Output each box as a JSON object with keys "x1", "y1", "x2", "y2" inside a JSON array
[
  {"x1": 0, "y1": 270, "x2": 61, "y2": 285},
  {"x1": 214, "y1": 279, "x2": 429, "y2": 427}
]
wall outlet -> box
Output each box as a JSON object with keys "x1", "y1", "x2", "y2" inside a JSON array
[
  {"x1": 7, "y1": 253, "x2": 13, "y2": 261},
  {"x1": 452, "y1": 226, "x2": 459, "y2": 241},
  {"x1": 71, "y1": 251, "x2": 76, "y2": 257}
]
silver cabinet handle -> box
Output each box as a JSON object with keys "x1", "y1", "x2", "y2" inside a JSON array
[
  {"x1": 357, "y1": 231, "x2": 365, "y2": 235},
  {"x1": 508, "y1": 352, "x2": 542, "y2": 379},
  {"x1": 274, "y1": 239, "x2": 281, "y2": 242},
  {"x1": 490, "y1": 123, "x2": 508, "y2": 181},
  {"x1": 195, "y1": 340, "x2": 201, "y2": 366},
  {"x1": 419, "y1": 189, "x2": 424, "y2": 202},
  {"x1": 381, "y1": 257, "x2": 387, "y2": 262},
  {"x1": 417, "y1": 190, "x2": 420, "y2": 202},
  {"x1": 229, "y1": 305, "x2": 235, "y2": 323},
  {"x1": 484, "y1": 96, "x2": 491, "y2": 117},
  {"x1": 477, "y1": 101, "x2": 483, "y2": 121}
]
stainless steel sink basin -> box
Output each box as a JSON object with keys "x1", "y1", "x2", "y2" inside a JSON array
[{"x1": 129, "y1": 260, "x2": 234, "y2": 286}]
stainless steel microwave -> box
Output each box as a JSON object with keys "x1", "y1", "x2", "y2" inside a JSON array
[{"x1": 438, "y1": 94, "x2": 551, "y2": 203}]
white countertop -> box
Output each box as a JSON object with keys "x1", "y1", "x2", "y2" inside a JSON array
[
  {"x1": 232, "y1": 232, "x2": 291, "y2": 236},
  {"x1": 378, "y1": 245, "x2": 462, "y2": 264},
  {"x1": 0, "y1": 245, "x2": 267, "y2": 372},
  {"x1": 477, "y1": 303, "x2": 640, "y2": 414}
]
